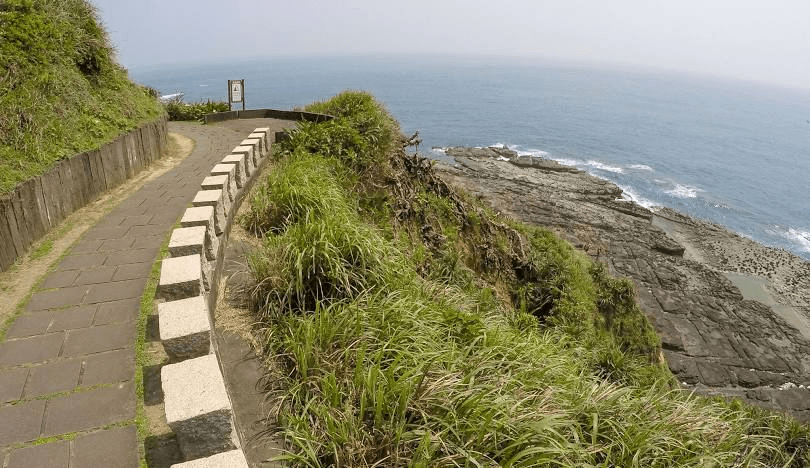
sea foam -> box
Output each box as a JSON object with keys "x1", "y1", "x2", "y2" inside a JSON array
[
  {"x1": 783, "y1": 228, "x2": 810, "y2": 252},
  {"x1": 665, "y1": 184, "x2": 703, "y2": 199},
  {"x1": 617, "y1": 184, "x2": 659, "y2": 209},
  {"x1": 585, "y1": 160, "x2": 624, "y2": 173}
]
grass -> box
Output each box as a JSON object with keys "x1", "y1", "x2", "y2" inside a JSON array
[
  {"x1": 240, "y1": 91, "x2": 810, "y2": 466},
  {"x1": 0, "y1": 0, "x2": 163, "y2": 196},
  {"x1": 135, "y1": 227, "x2": 173, "y2": 467}
]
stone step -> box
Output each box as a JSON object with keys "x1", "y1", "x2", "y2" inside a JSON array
[
  {"x1": 211, "y1": 163, "x2": 243, "y2": 190},
  {"x1": 158, "y1": 295, "x2": 211, "y2": 361},
  {"x1": 201, "y1": 174, "x2": 235, "y2": 205},
  {"x1": 247, "y1": 132, "x2": 269, "y2": 157},
  {"x1": 230, "y1": 145, "x2": 256, "y2": 172},
  {"x1": 222, "y1": 153, "x2": 250, "y2": 182},
  {"x1": 168, "y1": 226, "x2": 206, "y2": 258},
  {"x1": 192, "y1": 190, "x2": 227, "y2": 236},
  {"x1": 170, "y1": 449, "x2": 248, "y2": 468},
  {"x1": 156, "y1": 254, "x2": 202, "y2": 301},
  {"x1": 162, "y1": 354, "x2": 237, "y2": 460},
  {"x1": 180, "y1": 206, "x2": 218, "y2": 264}
]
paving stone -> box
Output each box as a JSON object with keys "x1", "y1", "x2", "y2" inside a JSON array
[
  {"x1": 192, "y1": 189, "x2": 227, "y2": 235},
  {"x1": 0, "y1": 367, "x2": 29, "y2": 403},
  {"x1": 158, "y1": 296, "x2": 211, "y2": 361},
  {"x1": 231, "y1": 145, "x2": 256, "y2": 170},
  {"x1": 98, "y1": 237, "x2": 136, "y2": 252},
  {"x1": 0, "y1": 399, "x2": 46, "y2": 445},
  {"x1": 157, "y1": 255, "x2": 202, "y2": 301},
  {"x1": 179, "y1": 208, "x2": 218, "y2": 261},
  {"x1": 211, "y1": 162, "x2": 244, "y2": 190},
  {"x1": 42, "y1": 381, "x2": 135, "y2": 436},
  {"x1": 82, "y1": 348, "x2": 135, "y2": 386},
  {"x1": 126, "y1": 224, "x2": 164, "y2": 238},
  {"x1": 39, "y1": 270, "x2": 80, "y2": 290},
  {"x1": 105, "y1": 247, "x2": 159, "y2": 266},
  {"x1": 0, "y1": 333, "x2": 65, "y2": 366},
  {"x1": 72, "y1": 426, "x2": 138, "y2": 468},
  {"x1": 169, "y1": 226, "x2": 206, "y2": 258},
  {"x1": 69, "y1": 239, "x2": 103, "y2": 255},
  {"x1": 84, "y1": 278, "x2": 145, "y2": 303},
  {"x1": 150, "y1": 211, "x2": 184, "y2": 227},
  {"x1": 23, "y1": 358, "x2": 82, "y2": 398},
  {"x1": 5, "y1": 311, "x2": 54, "y2": 338},
  {"x1": 6, "y1": 440, "x2": 69, "y2": 468},
  {"x1": 248, "y1": 130, "x2": 269, "y2": 154},
  {"x1": 240, "y1": 138, "x2": 263, "y2": 163},
  {"x1": 58, "y1": 253, "x2": 108, "y2": 271},
  {"x1": 113, "y1": 262, "x2": 153, "y2": 281},
  {"x1": 181, "y1": 206, "x2": 214, "y2": 228},
  {"x1": 223, "y1": 153, "x2": 251, "y2": 179},
  {"x1": 162, "y1": 354, "x2": 236, "y2": 460},
  {"x1": 48, "y1": 305, "x2": 97, "y2": 332},
  {"x1": 73, "y1": 266, "x2": 117, "y2": 285},
  {"x1": 27, "y1": 286, "x2": 87, "y2": 311},
  {"x1": 94, "y1": 298, "x2": 139, "y2": 325},
  {"x1": 62, "y1": 323, "x2": 134, "y2": 357},
  {"x1": 118, "y1": 214, "x2": 154, "y2": 228},
  {"x1": 133, "y1": 234, "x2": 166, "y2": 249},
  {"x1": 171, "y1": 449, "x2": 248, "y2": 468},
  {"x1": 81, "y1": 226, "x2": 129, "y2": 241},
  {"x1": 201, "y1": 175, "x2": 234, "y2": 203}
]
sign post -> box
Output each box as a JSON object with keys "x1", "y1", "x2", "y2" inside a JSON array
[{"x1": 227, "y1": 79, "x2": 245, "y2": 111}]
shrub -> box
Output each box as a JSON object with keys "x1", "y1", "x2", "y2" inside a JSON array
[{"x1": 162, "y1": 96, "x2": 228, "y2": 121}]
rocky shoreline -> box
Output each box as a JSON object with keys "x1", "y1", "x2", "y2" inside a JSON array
[{"x1": 435, "y1": 146, "x2": 810, "y2": 422}]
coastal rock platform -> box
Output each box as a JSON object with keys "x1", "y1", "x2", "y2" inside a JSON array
[{"x1": 437, "y1": 146, "x2": 810, "y2": 421}]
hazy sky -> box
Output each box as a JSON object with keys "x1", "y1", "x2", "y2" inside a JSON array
[{"x1": 91, "y1": 0, "x2": 810, "y2": 91}]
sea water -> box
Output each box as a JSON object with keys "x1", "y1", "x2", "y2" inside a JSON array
[{"x1": 131, "y1": 55, "x2": 810, "y2": 260}]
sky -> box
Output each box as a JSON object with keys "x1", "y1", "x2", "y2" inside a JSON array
[{"x1": 91, "y1": 0, "x2": 810, "y2": 91}]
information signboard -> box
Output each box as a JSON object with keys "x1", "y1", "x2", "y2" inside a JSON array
[{"x1": 227, "y1": 79, "x2": 245, "y2": 110}]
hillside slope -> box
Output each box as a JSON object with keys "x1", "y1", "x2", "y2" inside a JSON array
[
  {"x1": 0, "y1": 0, "x2": 163, "y2": 195},
  {"x1": 238, "y1": 92, "x2": 810, "y2": 466}
]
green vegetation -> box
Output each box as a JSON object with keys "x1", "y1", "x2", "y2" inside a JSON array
[
  {"x1": 161, "y1": 96, "x2": 228, "y2": 122},
  {"x1": 241, "y1": 92, "x2": 810, "y2": 466},
  {"x1": 0, "y1": 0, "x2": 163, "y2": 196},
  {"x1": 136, "y1": 230, "x2": 172, "y2": 467}
]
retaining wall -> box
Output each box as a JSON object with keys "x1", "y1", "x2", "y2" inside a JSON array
[
  {"x1": 203, "y1": 109, "x2": 332, "y2": 124},
  {"x1": 0, "y1": 115, "x2": 169, "y2": 271}
]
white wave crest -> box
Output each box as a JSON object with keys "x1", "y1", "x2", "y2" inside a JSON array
[
  {"x1": 516, "y1": 148, "x2": 549, "y2": 157},
  {"x1": 664, "y1": 184, "x2": 703, "y2": 198},
  {"x1": 585, "y1": 160, "x2": 625, "y2": 173},
  {"x1": 617, "y1": 184, "x2": 659, "y2": 209},
  {"x1": 489, "y1": 143, "x2": 506, "y2": 149},
  {"x1": 629, "y1": 164, "x2": 653, "y2": 172},
  {"x1": 552, "y1": 158, "x2": 581, "y2": 167},
  {"x1": 783, "y1": 228, "x2": 810, "y2": 252},
  {"x1": 431, "y1": 147, "x2": 447, "y2": 154}
]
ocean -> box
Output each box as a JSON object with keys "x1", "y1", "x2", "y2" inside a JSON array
[{"x1": 130, "y1": 55, "x2": 810, "y2": 260}]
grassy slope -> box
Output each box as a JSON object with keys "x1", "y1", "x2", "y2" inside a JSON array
[
  {"x1": 0, "y1": 0, "x2": 163, "y2": 196},
  {"x1": 240, "y1": 92, "x2": 810, "y2": 466}
]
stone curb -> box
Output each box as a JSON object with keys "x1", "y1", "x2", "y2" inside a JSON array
[{"x1": 156, "y1": 127, "x2": 269, "y2": 466}]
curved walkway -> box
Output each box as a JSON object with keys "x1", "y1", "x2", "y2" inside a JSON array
[{"x1": 0, "y1": 118, "x2": 292, "y2": 467}]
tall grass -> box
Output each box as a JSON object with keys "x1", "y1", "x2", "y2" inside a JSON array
[{"x1": 242, "y1": 91, "x2": 809, "y2": 466}]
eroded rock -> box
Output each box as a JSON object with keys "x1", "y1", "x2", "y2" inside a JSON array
[{"x1": 436, "y1": 147, "x2": 810, "y2": 422}]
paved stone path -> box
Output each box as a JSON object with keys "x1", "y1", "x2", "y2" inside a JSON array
[{"x1": 0, "y1": 118, "x2": 292, "y2": 467}]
